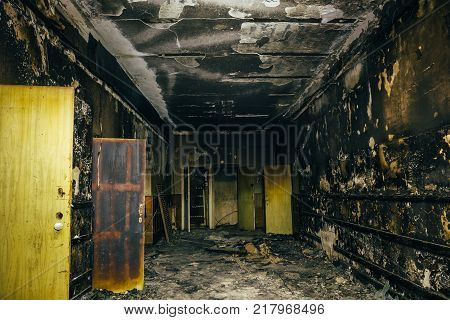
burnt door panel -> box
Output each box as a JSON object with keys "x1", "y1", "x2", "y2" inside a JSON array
[{"x1": 92, "y1": 139, "x2": 146, "y2": 293}]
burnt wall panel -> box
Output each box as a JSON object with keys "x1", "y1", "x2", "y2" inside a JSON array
[{"x1": 296, "y1": 0, "x2": 449, "y2": 299}]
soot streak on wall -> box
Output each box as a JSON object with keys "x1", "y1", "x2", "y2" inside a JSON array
[
  {"x1": 296, "y1": 0, "x2": 449, "y2": 299},
  {"x1": 0, "y1": 0, "x2": 168, "y2": 298}
]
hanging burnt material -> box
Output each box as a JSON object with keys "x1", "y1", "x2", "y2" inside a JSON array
[{"x1": 92, "y1": 138, "x2": 146, "y2": 293}]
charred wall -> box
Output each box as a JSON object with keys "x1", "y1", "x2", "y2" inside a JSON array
[
  {"x1": 172, "y1": 127, "x2": 298, "y2": 172},
  {"x1": 0, "y1": 0, "x2": 167, "y2": 299},
  {"x1": 296, "y1": 0, "x2": 449, "y2": 299}
]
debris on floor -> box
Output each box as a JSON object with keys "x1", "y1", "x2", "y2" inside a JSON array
[{"x1": 81, "y1": 227, "x2": 380, "y2": 300}]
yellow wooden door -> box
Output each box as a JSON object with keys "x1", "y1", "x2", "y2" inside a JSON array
[
  {"x1": 264, "y1": 165, "x2": 293, "y2": 235},
  {"x1": 0, "y1": 85, "x2": 74, "y2": 299},
  {"x1": 238, "y1": 170, "x2": 256, "y2": 231}
]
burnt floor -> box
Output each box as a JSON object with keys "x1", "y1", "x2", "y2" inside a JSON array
[{"x1": 83, "y1": 227, "x2": 383, "y2": 300}]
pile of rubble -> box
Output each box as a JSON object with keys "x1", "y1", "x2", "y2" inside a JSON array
[{"x1": 82, "y1": 227, "x2": 380, "y2": 300}]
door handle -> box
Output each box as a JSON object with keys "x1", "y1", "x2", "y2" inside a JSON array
[{"x1": 54, "y1": 222, "x2": 64, "y2": 231}]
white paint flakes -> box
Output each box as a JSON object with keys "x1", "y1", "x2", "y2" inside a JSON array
[
  {"x1": 72, "y1": 166, "x2": 81, "y2": 196},
  {"x1": 285, "y1": 4, "x2": 344, "y2": 23},
  {"x1": 263, "y1": 0, "x2": 280, "y2": 8},
  {"x1": 320, "y1": 6, "x2": 344, "y2": 23},
  {"x1": 237, "y1": 22, "x2": 297, "y2": 44},
  {"x1": 228, "y1": 8, "x2": 252, "y2": 19},
  {"x1": 159, "y1": 0, "x2": 198, "y2": 19}
]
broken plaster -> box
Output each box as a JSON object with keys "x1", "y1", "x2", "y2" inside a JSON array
[
  {"x1": 159, "y1": 0, "x2": 198, "y2": 19},
  {"x1": 72, "y1": 166, "x2": 81, "y2": 196},
  {"x1": 285, "y1": 4, "x2": 344, "y2": 23},
  {"x1": 263, "y1": 0, "x2": 280, "y2": 8},
  {"x1": 421, "y1": 269, "x2": 432, "y2": 289},
  {"x1": 228, "y1": 8, "x2": 252, "y2": 19},
  {"x1": 4, "y1": 2, "x2": 49, "y2": 76}
]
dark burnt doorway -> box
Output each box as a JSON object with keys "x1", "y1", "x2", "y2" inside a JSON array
[{"x1": 189, "y1": 167, "x2": 209, "y2": 227}]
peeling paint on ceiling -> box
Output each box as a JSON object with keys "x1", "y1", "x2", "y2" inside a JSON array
[
  {"x1": 56, "y1": 0, "x2": 385, "y2": 127},
  {"x1": 228, "y1": 8, "x2": 252, "y2": 19},
  {"x1": 285, "y1": 4, "x2": 344, "y2": 23},
  {"x1": 159, "y1": 0, "x2": 198, "y2": 19},
  {"x1": 263, "y1": 0, "x2": 281, "y2": 8},
  {"x1": 88, "y1": 18, "x2": 171, "y2": 123}
]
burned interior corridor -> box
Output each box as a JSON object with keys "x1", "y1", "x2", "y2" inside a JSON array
[{"x1": 0, "y1": 0, "x2": 449, "y2": 301}]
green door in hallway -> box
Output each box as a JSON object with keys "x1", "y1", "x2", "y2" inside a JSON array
[
  {"x1": 238, "y1": 170, "x2": 256, "y2": 231},
  {"x1": 0, "y1": 85, "x2": 74, "y2": 299}
]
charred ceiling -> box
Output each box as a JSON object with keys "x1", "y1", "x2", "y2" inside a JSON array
[{"x1": 56, "y1": 0, "x2": 386, "y2": 128}]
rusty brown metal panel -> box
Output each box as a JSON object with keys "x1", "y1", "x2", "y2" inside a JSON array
[{"x1": 92, "y1": 138, "x2": 146, "y2": 293}]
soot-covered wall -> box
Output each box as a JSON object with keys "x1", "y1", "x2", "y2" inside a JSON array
[
  {"x1": 0, "y1": 0, "x2": 168, "y2": 298},
  {"x1": 296, "y1": 0, "x2": 449, "y2": 299}
]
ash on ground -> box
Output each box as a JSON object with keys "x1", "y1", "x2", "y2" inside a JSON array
[{"x1": 82, "y1": 227, "x2": 382, "y2": 300}]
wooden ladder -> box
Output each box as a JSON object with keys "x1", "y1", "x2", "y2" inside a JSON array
[{"x1": 156, "y1": 184, "x2": 172, "y2": 242}]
